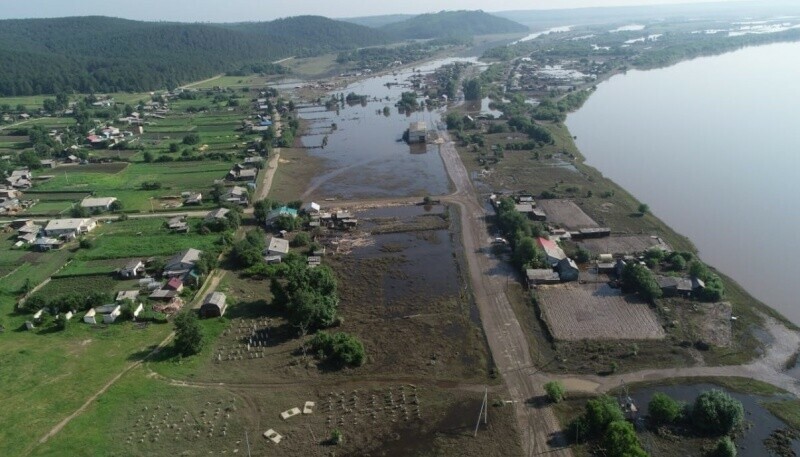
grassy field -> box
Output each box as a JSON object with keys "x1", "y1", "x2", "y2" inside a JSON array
[
  {"x1": 77, "y1": 218, "x2": 221, "y2": 260},
  {"x1": 0, "y1": 320, "x2": 173, "y2": 457}
]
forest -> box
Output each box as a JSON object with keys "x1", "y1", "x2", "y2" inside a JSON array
[{"x1": 0, "y1": 16, "x2": 387, "y2": 96}]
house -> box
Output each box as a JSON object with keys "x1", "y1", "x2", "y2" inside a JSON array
[
  {"x1": 222, "y1": 186, "x2": 249, "y2": 206},
  {"x1": 80, "y1": 197, "x2": 117, "y2": 212},
  {"x1": 205, "y1": 207, "x2": 230, "y2": 221},
  {"x1": 17, "y1": 232, "x2": 37, "y2": 244},
  {"x1": 200, "y1": 292, "x2": 227, "y2": 318},
  {"x1": 335, "y1": 211, "x2": 353, "y2": 220},
  {"x1": 571, "y1": 227, "x2": 612, "y2": 240},
  {"x1": 656, "y1": 276, "x2": 706, "y2": 298},
  {"x1": 407, "y1": 121, "x2": 427, "y2": 143},
  {"x1": 264, "y1": 237, "x2": 290, "y2": 263},
  {"x1": 44, "y1": 218, "x2": 96, "y2": 237},
  {"x1": 65, "y1": 154, "x2": 80, "y2": 163},
  {"x1": 17, "y1": 223, "x2": 40, "y2": 235},
  {"x1": 115, "y1": 290, "x2": 140, "y2": 302},
  {"x1": 184, "y1": 192, "x2": 203, "y2": 206},
  {"x1": 303, "y1": 202, "x2": 321, "y2": 214},
  {"x1": 119, "y1": 259, "x2": 145, "y2": 278},
  {"x1": 166, "y1": 216, "x2": 189, "y2": 233},
  {"x1": 165, "y1": 277, "x2": 184, "y2": 292},
  {"x1": 0, "y1": 188, "x2": 20, "y2": 200},
  {"x1": 556, "y1": 258, "x2": 580, "y2": 282},
  {"x1": 40, "y1": 159, "x2": 56, "y2": 169},
  {"x1": 33, "y1": 237, "x2": 63, "y2": 251},
  {"x1": 226, "y1": 164, "x2": 258, "y2": 181},
  {"x1": 265, "y1": 206, "x2": 298, "y2": 226},
  {"x1": 149, "y1": 289, "x2": 178, "y2": 301},
  {"x1": 526, "y1": 269, "x2": 560, "y2": 288},
  {"x1": 537, "y1": 237, "x2": 567, "y2": 266},
  {"x1": 163, "y1": 248, "x2": 202, "y2": 277}
]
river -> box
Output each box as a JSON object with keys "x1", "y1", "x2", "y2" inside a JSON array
[{"x1": 566, "y1": 41, "x2": 800, "y2": 326}]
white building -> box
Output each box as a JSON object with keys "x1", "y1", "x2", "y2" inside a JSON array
[
  {"x1": 44, "y1": 218, "x2": 96, "y2": 237},
  {"x1": 80, "y1": 197, "x2": 117, "y2": 211}
]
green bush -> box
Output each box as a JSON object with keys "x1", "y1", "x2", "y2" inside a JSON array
[
  {"x1": 711, "y1": 436, "x2": 737, "y2": 457},
  {"x1": 292, "y1": 232, "x2": 311, "y2": 247},
  {"x1": 544, "y1": 381, "x2": 566, "y2": 403},
  {"x1": 692, "y1": 389, "x2": 744, "y2": 436},
  {"x1": 604, "y1": 420, "x2": 648, "y2": 457},
  {"x1": 648, "y1": 392, "x2": 683, "y2": 426},
  {"x1": 174, "y1": 311, "x2": 204, "y2": 357},
  {"x1": 310, "y1": 332, "x2": 365, "y2": 368},
  {"x1": 584, "y1": 395, "x2": 625, "y2": 436}
]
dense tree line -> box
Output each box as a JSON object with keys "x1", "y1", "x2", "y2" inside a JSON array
[
  {"x1": 380, "y1": 10, "x2": 527, "y2": 40},
  {"x1": 0, "y1": 16, "x2": 389, "y2": 95}
]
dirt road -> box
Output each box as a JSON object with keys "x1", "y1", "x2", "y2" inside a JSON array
[{"x1": 438, "y1": 129, "x2": 572, "y2": 456}]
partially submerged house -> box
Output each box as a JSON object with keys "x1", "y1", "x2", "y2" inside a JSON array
[
  {"x1": 407, "y1": 121, "x2": 427, "y2": 143},
  {"x1": 265, "y1": 206, "x2": 298, "y2": 227},
  {"x1": 200, "y1": 292, "x2": 227, "y2": 318}
]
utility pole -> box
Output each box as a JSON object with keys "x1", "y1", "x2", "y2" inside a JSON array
[
  {"x1": 474, "y1": 386, "x2": 488, "y2": 437},
  {"x1": 245, "y1": 430, "x2": 251, "y2": 457}
]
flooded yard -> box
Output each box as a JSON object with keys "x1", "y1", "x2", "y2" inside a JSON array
[{"x1": 295, "y1": 58, "x2": 481, "y2": 200}]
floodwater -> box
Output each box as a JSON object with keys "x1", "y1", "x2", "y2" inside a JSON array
[
  {"x1": 296, "y1": 58, "x2": 480, "y2": 199},
  {"x1": 352, "y1": 205, "x2": 460, "y2": 307},
  {"x1": 630, "y1": 384, "x2": 800, "y2": 456},
  {"x1": 566, "y1": 42, "x2": 800, "y2": 326}
]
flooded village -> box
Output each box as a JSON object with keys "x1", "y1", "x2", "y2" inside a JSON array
[{"x1": 2, "y1": 6, "x2": 800, "y2": 457}]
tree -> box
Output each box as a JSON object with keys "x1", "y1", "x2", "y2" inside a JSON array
[
  {"x1": 310, "y1": 332, "x2": 365, "y2": 367},
  {"x1": 182, "y1": 133, "x2": 201, "y2": 145},
  {"x1": 711, "y1": 436, "x2": 737, "y2": 457},
  {"x1": 638, "y1": 203, "x2": 650, "y2": 215},
  {"x1": 648, "y1": 392, "x2": 682, "y2": 426},
  {"x1": 70, "y1": 205, "x2": 89, "y2": 218},
  {"x1": 544, "y1": 381, "x2": 566, "y2": 403},
  {"x1": 575, "y1": 246, "x2": 591, "y2": 263},
  {"x1": 292, "y1": 232, "x2": 311, "y2": 247},
  {"x1": 692, "y1": 389, "x2": 744, "y2": 436},
  {"x1": 512, "y1": 236, "x2": 545, "y2": 269},
  {"x1": 174, "y1": 312, "x2": 204, "y2": 356},
  {"x1": 143, "y1": 150, "x2": 154, "y2": 163},
  {"x1": 584, "y1": 395, "x2": 625, "y2": 436},
  {"x1": 622, "y1": 263, "x2": 662, "y2": 302},
  {"x1": 109, "y1": 200, "x2": 123, "y2": 212},
  {"x1": 603, "y1": 421, "x2": 648, "y2": 457},
  {"x1": 462, "y1": 78, "x2": 482, "y2": 101}
]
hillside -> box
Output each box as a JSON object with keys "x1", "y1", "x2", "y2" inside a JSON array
[
  {"x1": 341, "y1": 14, "x2": 416, "y2": 28},
  {"x1": 381, "y1": 10, "x2": 528, "y2": 40},
  {"x1": 0, "y1": 16, "x2": 388, "y2": 96}
]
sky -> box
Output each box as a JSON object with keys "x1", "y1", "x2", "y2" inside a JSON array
[{"x1": 0, "y1": 0, "x2": 752, "y2": 22}]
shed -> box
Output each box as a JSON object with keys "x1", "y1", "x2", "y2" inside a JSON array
[
  {"x1": 526, "y1": 269, "x2": 560, "y2": 288},
  {"x1": 265, "y1": 237, "x2": 290, "y2": 257},
  {"x1": 84, "y1": 308, "x2": 97, "y2": 324},
  {"x1": 536, "y1": 237, "x2": 567, "y2": 266},
  {"x1": 200, "y1": 292, "x2": 227, "y2": 318},
  {"x1": 120, "y1": 259, "x2": 145, "y2": 278},
  {"x1": 408, "y1": 121, "x2": 427, "y2": 143},
  {"x1": 556, "y1": 258, "x2": 580, "y2": 282}
]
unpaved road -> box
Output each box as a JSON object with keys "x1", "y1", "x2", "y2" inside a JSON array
[{"x1": 438, "y1": 129, "x2": 572, "y2": 457}]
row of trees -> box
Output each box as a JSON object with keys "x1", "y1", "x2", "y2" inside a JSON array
[{"x1": 494, "y1": 197, "x2": 548, "y2": 270}]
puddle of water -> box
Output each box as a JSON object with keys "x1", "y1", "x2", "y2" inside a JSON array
[{"x1": 630, "y1": 384, "x2": 800, "y2": 456}]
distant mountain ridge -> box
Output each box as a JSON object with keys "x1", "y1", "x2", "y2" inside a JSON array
[
  {"x1": 380, "y1": 10, "x2": 529, "y2": 39},
  {"x1": 0, "y1": 15, "x2": 388, "y2": 96}
]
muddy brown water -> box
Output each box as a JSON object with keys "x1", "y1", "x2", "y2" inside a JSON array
[
  {"x1": 295, "y1": 58, "x2": 482, "y2": 199},
  {"x1": 630, "y1": 383, "x2": 800, "y2": 456}
]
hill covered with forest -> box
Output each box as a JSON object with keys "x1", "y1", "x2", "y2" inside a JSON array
[
  {"x1": 380, "y1": 10, "x2": 528, "y2": 40},
  {"x1": 0, "y1": 15, "x2": 388, "y2": 96}
]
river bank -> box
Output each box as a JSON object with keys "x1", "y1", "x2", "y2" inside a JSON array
[{"x1": 566, "y1": 41, "x2": 800, "y2": 329}]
